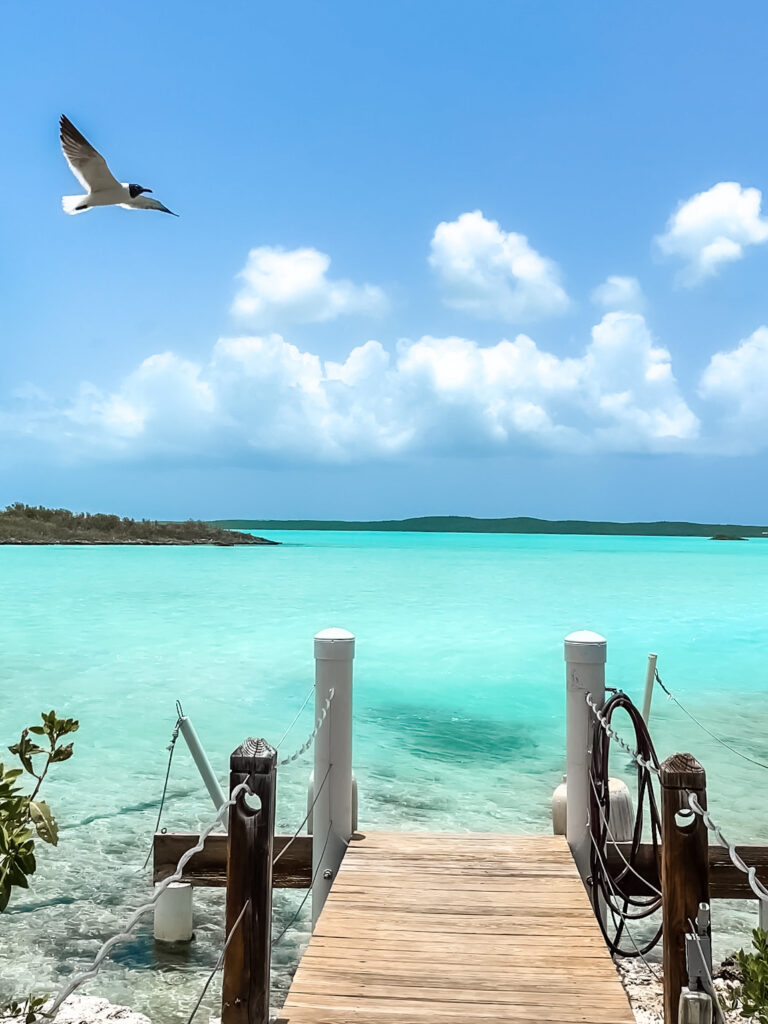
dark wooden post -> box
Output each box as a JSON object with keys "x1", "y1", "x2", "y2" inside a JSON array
[
  {"x1": 660, "y1": 753, "x2": 709, "y2": 1024},
  {"x1": 222, "y1": 738, "x2": 276, "y2": 1024}
]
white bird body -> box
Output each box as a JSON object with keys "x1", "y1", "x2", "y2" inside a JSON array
[{"x1": 59, "y1": 115, "x2": 178, "y2": 216}]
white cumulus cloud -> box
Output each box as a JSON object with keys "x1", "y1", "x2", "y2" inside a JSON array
[
  {"x1": 4, "y1": 313, "x2": 701, "y2": 463},
  {"x1": 429, "y1": 210, "x2": 570, "y2": 321},
  {"x1": 591, "y1": 275, "x2": 644, "y2": 312},
  {"x1": 656, "y1": 182, "x2": 768, "y2": 285},
  {"x1": 232, "y1": 245, "x2": 387, "y2": 325},
  {"x1": 699, "y1": 327, "x2": 768, "y2": 448}
]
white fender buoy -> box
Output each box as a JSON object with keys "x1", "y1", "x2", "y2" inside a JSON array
[
  {"x1": 552, "y1": 775, "x2": 567, "y2": 835},
  {"x1": 551, "y1": 776, "x2": 635, "y2": 842}
]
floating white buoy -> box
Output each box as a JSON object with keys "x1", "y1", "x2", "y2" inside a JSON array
[
  {"x1": 153, "y1": 881, "x2": 193, "y2": 943},
  {"x1": 551, "y1": 776, "x2": 634, "y2": 842}
]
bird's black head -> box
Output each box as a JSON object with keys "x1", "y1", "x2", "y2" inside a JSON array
[{"x1": 128, "y1": 183, "x2": 153, "y2": 199}]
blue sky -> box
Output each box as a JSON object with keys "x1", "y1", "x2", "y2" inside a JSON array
[{"x1": 3, "y1": 0, "x2": 768, "y2": 521}]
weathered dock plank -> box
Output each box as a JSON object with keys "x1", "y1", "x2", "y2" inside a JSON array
[{"x1": 276, "y1": 833, "x2": 634, "y2": 1024}]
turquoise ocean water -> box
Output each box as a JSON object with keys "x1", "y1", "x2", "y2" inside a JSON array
[{"x1": 2, "y1": 531, "x2": 768, "y2": 1019}]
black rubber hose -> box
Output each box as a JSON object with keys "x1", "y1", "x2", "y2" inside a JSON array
[{"x1": 588, "y1": 691, "x2": 663, "y2": 957}]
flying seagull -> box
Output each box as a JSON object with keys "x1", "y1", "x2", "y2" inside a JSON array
[{"x1": 59, "y1": 114, "x2": 178, "y2": 216}]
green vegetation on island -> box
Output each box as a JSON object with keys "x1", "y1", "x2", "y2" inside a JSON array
[
  {"x1": 211, "y1": 515, "x2": 768, "y2": 539},
  {"x1": 0, "y1": 504, "x2": 277, "y2": 546}
]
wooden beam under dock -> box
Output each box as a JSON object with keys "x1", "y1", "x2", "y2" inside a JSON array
[
  {"x1": 153, "y1": 833, "x2": 312, "y2": 888},
  {"x1": 605, "y1": 842, "x2": 768, "y2": 899},
  {"x1": 155, "y1": 832, "x2": 768, "y2": 897}
]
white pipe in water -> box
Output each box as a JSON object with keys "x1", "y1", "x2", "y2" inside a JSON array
[
  {"x1": 178, "y1": 715, "x2": 226, "y2": 812},
  {"x1": 153, "y1": 881, "x2": 193, "y2": 942},
  {"x1": 641, "y1": 653, "x2": 658, "y2": 725}
]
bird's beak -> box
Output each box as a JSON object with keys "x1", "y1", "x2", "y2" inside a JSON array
[{"x1": 143, "y1": 188, "x2": 153, "y2": 194}]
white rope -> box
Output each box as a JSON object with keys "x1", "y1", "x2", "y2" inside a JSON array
[
  {"x1": 277, "y1": 689, "x2": 334, "y2": 766},
  {"x1": 271, "y1": 821, "x2": 333, "y2": 948},
  {"x1": 273, "y1": 764, "x2": 331, "y2": 869},
  {"x1": 588, "y1": 771, "x2": 663, "y2": 898},
  {"x1": 275, "y1": 685, "x2": 316, "y2": 750},
  {"x1": 655, "y1": 671, "x2": 768, "y2": 772},
  {"x1": 588, "y1": 831, "x2": 662, "y2": 979},
  {"x1": 687, "y1": 792, "x2": 768, "y2": 903},
  {"x1": 186, "y1": 897, "x2": 250, "y2": 1024},
  {"x1": 586, "y1": 692, "x2": 660, "y2": 776},
  {"x1": 49, "y1": 781, "x2": 252, "y2": 1014}
]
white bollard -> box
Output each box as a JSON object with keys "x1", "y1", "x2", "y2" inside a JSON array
[
  {"x1": 606, "y1": 778, "x2": 634, "y2": 843},
  {"x1": 759, "y1": 898, "x2": 768, "y2": 932},
  {"x1": 642, "y1": 653, "x2": 658, "y2": 725},
  {"x1": 153, "y1": 881, "x2": 194, "y2": 942},
  {"x1": 564, "y1": 630, "x2": 607, "y2": 882},
  {"x1": 311, "y1": 628, "x2": 355, "y2": 927}
]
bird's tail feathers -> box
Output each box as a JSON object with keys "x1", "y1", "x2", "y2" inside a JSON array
[{"x1": 62, "y1": 195, "x2": 89, "y2": 215}]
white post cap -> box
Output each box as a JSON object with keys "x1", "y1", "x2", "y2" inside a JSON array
[
  {"x1": 314, "y1": 627, "x2": 356, "y2": 660},
  {"x1": 564, "y1": 630, "x2": 607, "y2": 664}
]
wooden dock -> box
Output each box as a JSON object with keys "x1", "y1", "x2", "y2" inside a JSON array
[{"x1": 276, "y1": 832, "x2": 635, "y2": 1024}]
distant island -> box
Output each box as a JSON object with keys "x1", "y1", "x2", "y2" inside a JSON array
[
  {"x1": 0, "y1": 504, "x2": 276, "y2": 546},
  {"x1": 210, "y1": 515, "x2": 768, "y2": 539}
]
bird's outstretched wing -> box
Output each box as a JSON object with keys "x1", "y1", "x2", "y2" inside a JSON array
[
  {"x1": 59, "y1": 115, "x2": 120, "y2": 192},
  {"x1": 119, "y1": 196, "x2": 179, "y2": 216}
]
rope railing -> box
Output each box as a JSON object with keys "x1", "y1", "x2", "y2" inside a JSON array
[
  {"x1": 655, "y1": 669, "x2": 768, "y2": 772},
  {"x1": 277, "y1": 688, "x2": 334, "y2": 767},
  {"x1": 587, "y1": 828, "x2": 662, "y2": 980},
  {"x1": 586, "y1": 691, "x2": 660, "y2": 776},
  {"x1": 588, "y1": 772, "x2": 662, "y2": 899},
  {"x1": 588, "y1": 686, "x2": 768, "y2": 943},
  {"x1": 186, "y1": 898, "x2": 250, "y2": 1024},
  {"x1": 49, "y1": 780, "x2": 253, "y2": 1014},
  {"x1": 586, "y1": 689, "x2": 663, "y2": 958},
  {"x1": 273, "y1": 764, "x2": 331, "y2": 869},
  {"x1": 271, "y1": 821, "x2": 333, "y2": 949},
  {"x1": 275, "y1": 685, "x2": 316, "y2": 750},
  {"x1": 686, "y1": 791, "x2": 768, "y2": 903}
]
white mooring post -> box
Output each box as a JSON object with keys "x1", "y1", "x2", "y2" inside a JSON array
[
  {"x1": 311, "y1": 628, "x2": 355, "y2": 928},
  {"x1": 641, "y1": 652, "x2": 658, "y2": 725},
  {"x1": 564, "y1": 630, "x2": 607, "y2": 882}
]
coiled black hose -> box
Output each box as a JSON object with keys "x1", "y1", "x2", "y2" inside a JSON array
[{"x1": 588, "y1": 690, "x2": 663, "y2": 956}]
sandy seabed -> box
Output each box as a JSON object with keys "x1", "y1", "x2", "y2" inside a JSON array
[{"x1": 0, "y1": 997, "x2": 150, "y2": 1024}]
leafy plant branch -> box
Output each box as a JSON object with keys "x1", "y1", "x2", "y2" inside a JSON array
[{"x1": 0, "y1": 710, "x2": 78, "y2": 912}]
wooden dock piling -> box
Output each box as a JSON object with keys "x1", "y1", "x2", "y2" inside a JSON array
[
  {"x1": 222, "y1": 738, "x2": 277, "y2": 1024},
  {"x1": 660, "y1": 753, "x2": 709, "y2": 1024}
]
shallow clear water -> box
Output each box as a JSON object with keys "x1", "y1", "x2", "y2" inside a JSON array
[{"x1": 1, "y1": 531, "x2": 768, "y2": 1020}]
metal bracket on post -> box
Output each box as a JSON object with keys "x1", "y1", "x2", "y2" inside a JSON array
[
  {"x1": 682, "y1": 903, "x2": 724, "y2": 1024},
  {"x1": 685, "y1": 903, "x2": 713, "y2": 992}
]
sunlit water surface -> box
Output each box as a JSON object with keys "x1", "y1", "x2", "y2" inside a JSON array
[{"x1": 2, "y1": 531, "x2": 768, "y2": 1020}]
